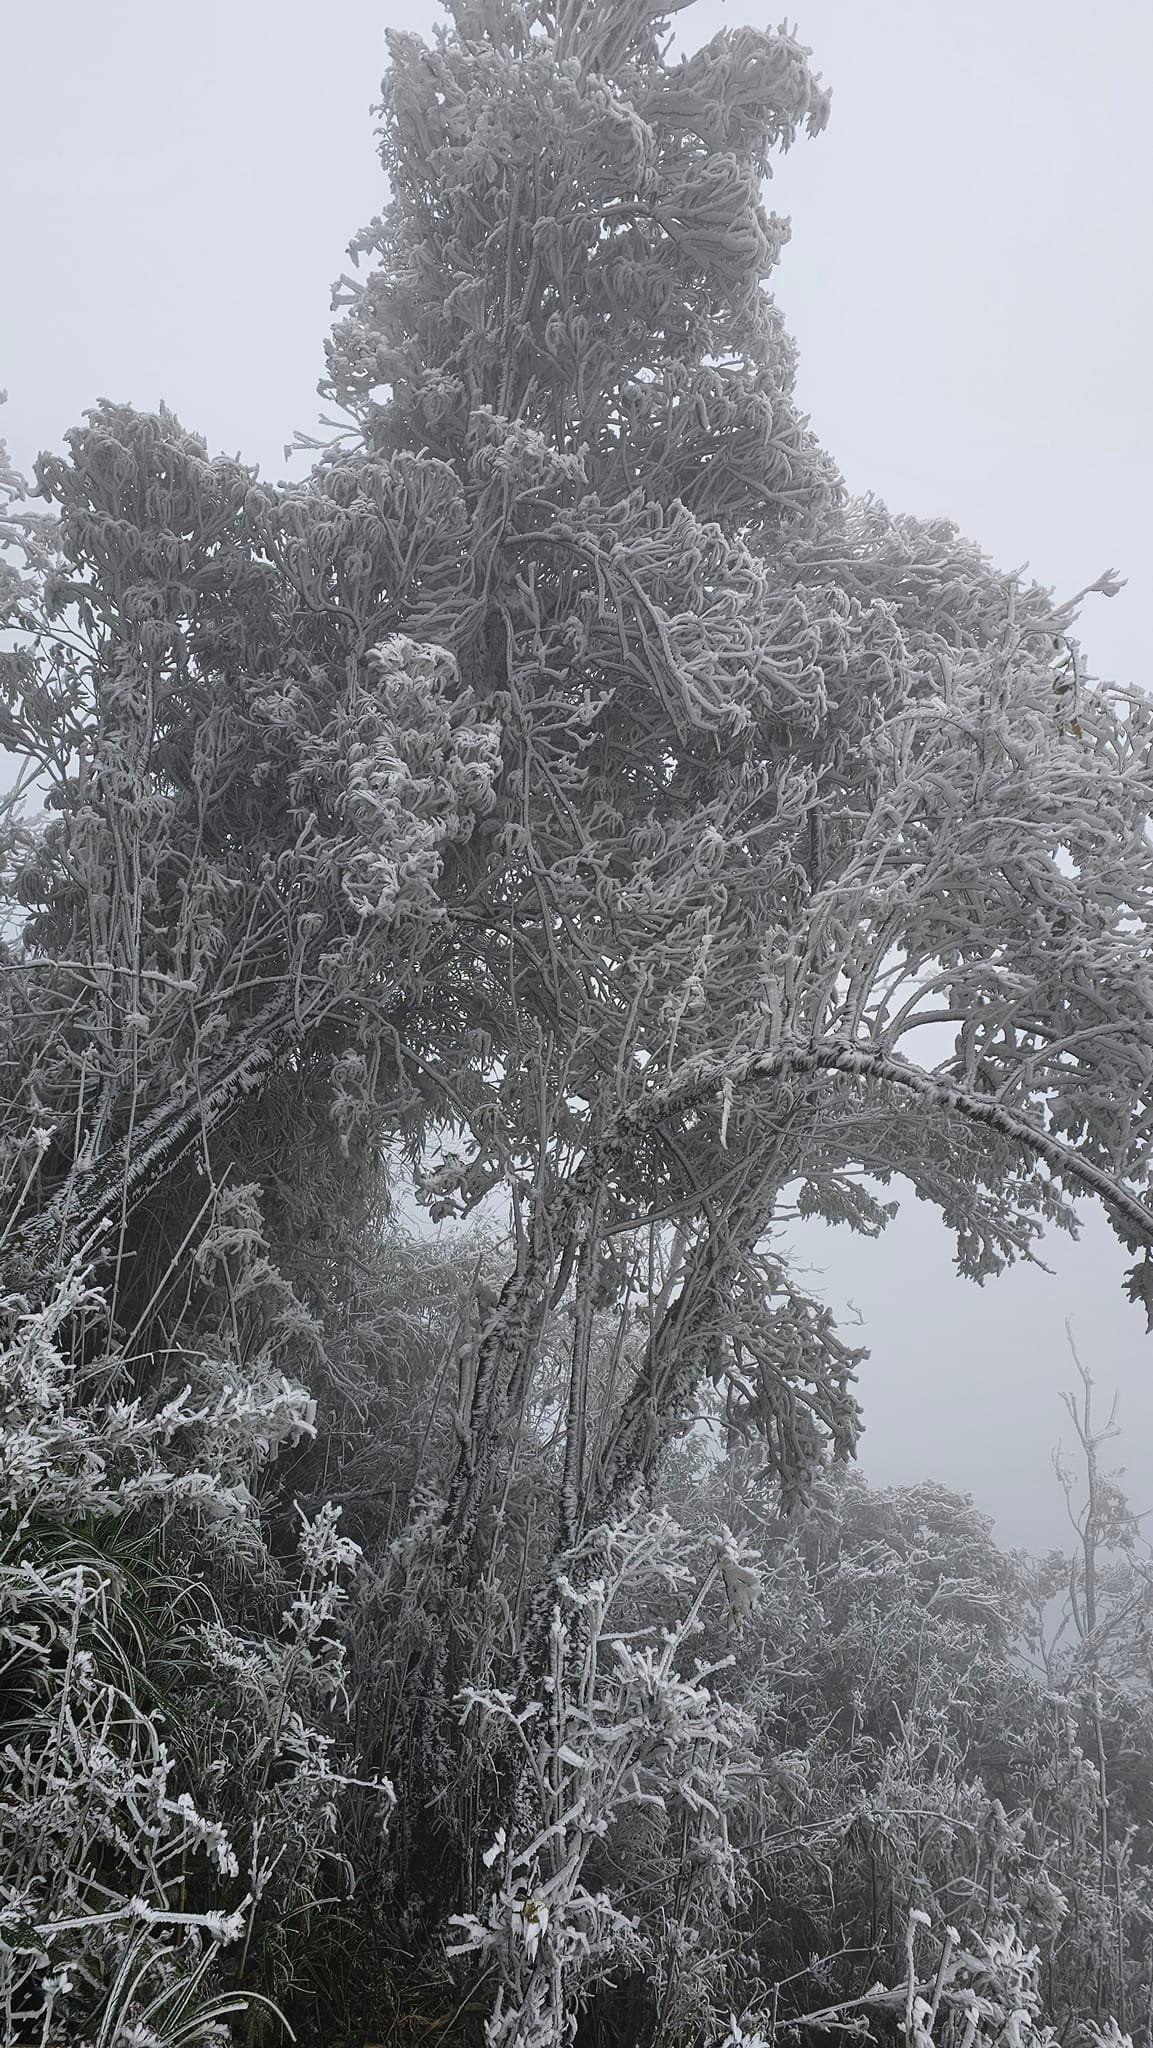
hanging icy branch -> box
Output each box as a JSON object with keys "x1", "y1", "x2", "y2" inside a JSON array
[{"x1": 612, "y1": 1036, "x2": 1153, "y2": 1258}]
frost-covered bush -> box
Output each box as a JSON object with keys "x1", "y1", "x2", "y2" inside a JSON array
[
  {"x1": 596, "y1": 1452, "x2": 1153, "y2": 2048},
  {"x1": 442, "y1": 1509, "x2": 763, "y2": 2046},
  {"x1": 0, "y1": 1260, "x2": 385, "y2": 2045},
  {"x1": 719, "y1": 1910, "x2": 1096, "y2": 2048}
]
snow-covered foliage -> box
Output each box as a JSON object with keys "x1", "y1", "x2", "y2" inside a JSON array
[
  {"x1": 2, "y1": 0, "x2": 1152, "y2": 2041},
  {"x1": 0, "y1": 1252, "x2": 386, "y2": 2045}
]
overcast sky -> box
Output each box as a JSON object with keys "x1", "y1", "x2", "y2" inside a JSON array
[{"x1": 4, "y1": 0, "x2": 1151, "y2": 1550}]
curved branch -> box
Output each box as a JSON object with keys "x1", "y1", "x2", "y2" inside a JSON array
[
  {"x1": 420, "y1": 1026, "x2": 1153, "y2": 1574},
  {"x1": 616, "y1": 1035, "x2": 1153, "y2": 1252}
]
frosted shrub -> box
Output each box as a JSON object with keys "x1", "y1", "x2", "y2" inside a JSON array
[
  {"x1": 446, "y1": 1510, "x2": 763, "y2": 2046},
  {"x1": 0, "y1": 1262, "x2": 380, "y2": 2045},
  {"x1": 719, "y1": 1911, "x2": 1089, "y2": 2048}
]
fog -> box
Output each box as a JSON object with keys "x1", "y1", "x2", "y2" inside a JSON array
[{"x1": 5, "y1": 0, "x2": 1150, "y2": 1553}]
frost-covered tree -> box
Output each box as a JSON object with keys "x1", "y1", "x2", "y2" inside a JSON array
[
  {"x1": 3, "y1": 1, "x2": 1153, "y2": 2041},
  {"x1": 318, "y1": 0, "x2": 1153, "y2": 1565}
]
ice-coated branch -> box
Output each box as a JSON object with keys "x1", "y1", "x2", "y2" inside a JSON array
[{"x1": 615, "y1": 1035, "x2": 1153, "y2": 1253}]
